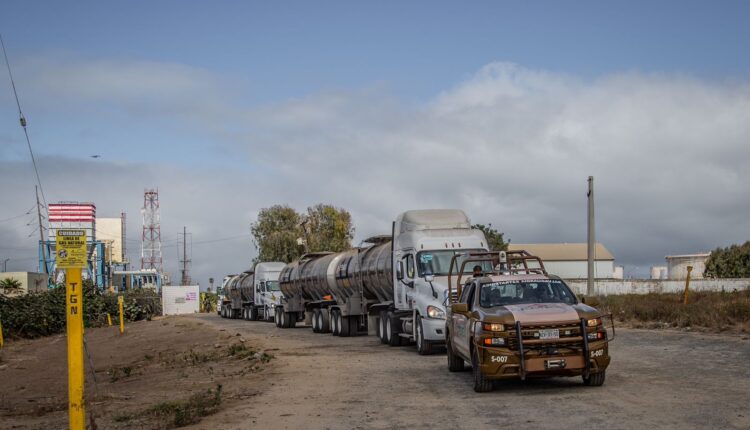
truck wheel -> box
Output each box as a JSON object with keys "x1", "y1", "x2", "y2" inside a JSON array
[
  {"x1": 583, "y1": 371, "x2": 606, "y2": 387},
  {"x1": 249, "y1": 306, "x2": 258, "y2": 321},
  {"x1": 378, "y1": 311, "x2": 388, "y2": 344},
  {"x1": 472, "y1": 348, "x2": 493, "y2": 392},
  {"x1": 274, "y1": 308, "x2": 282, "y2": 327},
  {"x1": 312, "y1": 309, "x2": 321, "y2": 332},
  {"x1": 319, "y1": 309, "x2": 331, "y2": 333},
  {"x1": 280, "y1": 310, "x2": 288, "y2": 328},
  {"x1": 339, "y1": 314, "x2": 351, "y2": 337},
  {"x1": 416, "y1": 316, "x2": 434, "y2": 355},
  {"x1": 386, "y1": 312, "x2": 403, "y2": 347},
  {"x1": 446, "y1": 334, "x2": 464, "y2": 372},
  {"x1": 348, "y1": 316, "x2": 359, "y2": 336},
  {"x1": 331, "y1": 310, "x2": 340, "y2": 336}
]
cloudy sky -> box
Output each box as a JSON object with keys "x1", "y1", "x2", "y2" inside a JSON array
[{"x1": 1, "y1": 1, "x2": 749, "y2": 282}]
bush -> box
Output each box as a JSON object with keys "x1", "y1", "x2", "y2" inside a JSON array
[
  {"x1": 0, "y1": 280, "x2": 162, "y2": 339},
  {"x1": 598, "y1": 290, "x2": 750, "y2": 331}
]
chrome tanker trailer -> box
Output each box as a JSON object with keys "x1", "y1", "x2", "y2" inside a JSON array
[{"x1": 276, "y1": 209, "x2": 489, "y2": 354}]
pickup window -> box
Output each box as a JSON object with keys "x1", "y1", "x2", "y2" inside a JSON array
[{"x1": 479, "y1": 279, "x2": 577, "y2": 307}]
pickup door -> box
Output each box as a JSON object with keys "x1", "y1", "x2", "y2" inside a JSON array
[{"x1": 452, "y1": 282, "x2": 476, "y2": 359}]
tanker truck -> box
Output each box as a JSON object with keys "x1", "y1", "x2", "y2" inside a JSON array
[
  {"x1": 219, "y1": 262, "x2": 286, "y2": 321},
  {"x1": 276, "y1": 209, "x2": 490, "y2": 354}
]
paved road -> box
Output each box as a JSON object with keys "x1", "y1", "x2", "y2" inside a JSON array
[{"x1": 195, "y1": 314, "x2": 750, "y2": 430}]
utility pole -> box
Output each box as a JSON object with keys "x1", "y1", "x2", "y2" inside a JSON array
[
  {"x1": 2, "y1": 258, "x2": 9, "y2": 272},
  {"x1": 587, "y1": 176, "x2": 595, "y2": 296},
  {"x1": 36, "y1": 186, "x2": 48, "y2": 274},
  {"x1": 179, "y1": 226, "x2": 191, "y2": 286}
]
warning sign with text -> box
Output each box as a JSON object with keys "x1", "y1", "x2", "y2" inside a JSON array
[{"x1": 56, "y1": 229, "x2": 87, "y2": 269}]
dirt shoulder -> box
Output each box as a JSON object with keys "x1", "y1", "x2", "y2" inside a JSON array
[{"x1": 0, "y1": 315, "x2": 274, "y2": 429}]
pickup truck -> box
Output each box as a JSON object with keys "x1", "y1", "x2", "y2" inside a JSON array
[{"x1": 445, "y1": 251, "x2": 612, "y2": 392}]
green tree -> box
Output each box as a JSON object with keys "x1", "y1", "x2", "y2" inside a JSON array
[
  {"x1": 704, "y1": 241, "x2": 750, "y2": 278},
  {"x1": 0, "y1": 278, "x2": 22, "y2": 295},
  {"x1": 303, "y1": 204, "x2": 355, "y2": 253},
  {"x1": 472, "y1": 223, "x2": 508, "y2": 251},
  {"x1": 250, "y1": 205, "x2": 304, "y2": 264}
]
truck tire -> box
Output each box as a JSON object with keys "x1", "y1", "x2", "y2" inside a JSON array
[
  {"x1": 446, "y1": 334, "x2": 464, "y2": 372},
  {"x1": 348, "y1": 315, "x2": 359, "y2": 336},
  {"x1": 249, "y1": 306, "x2": 258, "y2": 321},
  {"x1": 312, "y1": 309, "x2": 321, "y2": 333},
  {"x1": 274, "y1": 308, "x2": 282, "y2": 327},
  {"x1": 339, "y1": 314, "x2": 351, "y2": 337},
  {"x1": 319, "y1": 309, "x2": 331, "y2": 333},
  {"x1": 386, "y1": 312, "x2": 403, "y2": 347},
  {"x1": 378, "y1": 311, "x2": 388, "y2": 344},
  {"x1": 415, "y1": 316, "x2": 434, "y2": 355},
  {"x1": 472, "y1": 348, "x2": 493, "y2": 392},
  {"x1": 583, "y1": 370, "x2": 606, "y2": 387},
  {"x1": 331, "y1": 310, "x2": 341, "y2": 336},
  {"x1": 280, "y1": 310, "x2": 289, "y2": 328}
]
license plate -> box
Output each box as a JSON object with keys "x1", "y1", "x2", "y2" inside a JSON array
[{"x1": 538, "y1": 329, "x2": 560, "y2": 340}]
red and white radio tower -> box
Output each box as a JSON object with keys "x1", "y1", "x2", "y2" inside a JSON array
[{"x1": 140, "y1": 189, "x2": 163, "y2": 272}]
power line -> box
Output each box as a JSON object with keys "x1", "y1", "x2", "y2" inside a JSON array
[{"x1": 0, "y1": 33, "x2": 48, "y2": 207}]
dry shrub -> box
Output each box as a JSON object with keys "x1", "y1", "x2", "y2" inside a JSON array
[{"x1": 598, "y1": 290, "x2": 750, "y2": 331}]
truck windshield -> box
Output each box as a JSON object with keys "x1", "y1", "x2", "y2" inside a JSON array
[
  {"x1": 417, "y1": 249, "x2": 492, "y2": 276},
  {"x1": 479, "y1": 279, "x2": 577, "y2": 307},
  {"x1": 265, "y1": 281, "x2": 280, "y2": 291}
]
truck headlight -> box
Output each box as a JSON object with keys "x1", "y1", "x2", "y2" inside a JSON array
[
  {"x1": 483, "y1": 337, "x2": 506, "y2": 346},
  {"x1": 482, "y1": 323, "x2": 505, "y2": 332},
  {"x1": 587, "y1": 317, "x2": 602, "y2": 327},
  {"x1": 426, "y1": 305, "x2": 445, "y2": 319}
]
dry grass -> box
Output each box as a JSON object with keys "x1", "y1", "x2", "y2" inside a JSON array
[{"x1": 597, "y1": 290, "x2": 750, "y2": 332}]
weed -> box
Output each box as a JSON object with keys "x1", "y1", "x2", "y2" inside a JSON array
[
  {"x1": 108, "y1": 365, "x2": 137, "y2": 382},
  {"x1": 598, "y1": 290, "x2": 750, "y2": 331},
  {"x1": 182, "y1": 348, "x2": 217, "y2": 365},
  {"x1": 146, "y1": 384, "x2": 223, "y2": 427}
]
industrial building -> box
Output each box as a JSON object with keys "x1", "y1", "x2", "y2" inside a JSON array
[
  {"x1": 665, "y1": 253, "x2": 710, "y2": 280},
  {"x1": 508, "y1": 243, "x2": 616, "y2": 279}
]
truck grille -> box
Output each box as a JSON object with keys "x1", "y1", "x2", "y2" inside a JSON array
[{"x1": 506, "y1": 322, "x2": 582, "y2": 350}]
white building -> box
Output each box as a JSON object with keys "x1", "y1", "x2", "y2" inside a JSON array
[
  {"x1": 509, "y1": 243, "x2": 616, "y2": 279},
  {"x1": 666, "y1": 253, "x2": 709, "y2": 280}
]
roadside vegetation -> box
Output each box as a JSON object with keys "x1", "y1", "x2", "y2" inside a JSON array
[
  {"x1": 0, "y1": 281, "x2": 161, "y2": 339},
  {"x1": 704, "y1": 240, "x2": 750, "y2": 278},
  {"x1": 598, "y1": 290, "x2": 750, "y2": 332}
]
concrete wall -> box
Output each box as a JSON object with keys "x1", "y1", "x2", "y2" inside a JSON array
[
  {"x1": 545, "y1": 261, "x2": 614, "y2": 279},
  {"x1": 565, "y1": 278, "x2": 750, "y2": 296},
  {"x1": 0, "y1": 272, "x2": 48, "y2": 296}
]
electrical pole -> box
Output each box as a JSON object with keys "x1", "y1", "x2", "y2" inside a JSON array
[
  {"x1": 36, "y1": 186, "x2": 48, "y2": 274},
  {"x1": 587, "y1": 176, "x2": 595, "y2": 296},
  {"x1": 179, "y1": 226, "x2": 191, "y2": 286}
]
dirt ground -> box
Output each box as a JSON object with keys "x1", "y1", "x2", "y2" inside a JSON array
[
  {"x1": 0, "y1": 316, "x2": 275, "y2": 429},
  {"x1": 3, "y1": 314, "x2": 750, "y2": 430}
]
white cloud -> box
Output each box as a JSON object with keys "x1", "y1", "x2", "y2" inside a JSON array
[{"x1": 2, "y1": 60, "x2": 749, "y2": 280}]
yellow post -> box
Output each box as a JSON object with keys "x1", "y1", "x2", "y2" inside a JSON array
[
  {"x1": 118, "y1": 296, "x2": 125, "y2": 334},
  {"x1": 107, "y1": 313, "x2": 112, "y2": 326},
  {"x1": 683, "y1": 265, "x2": 693, "y2": 305},
  {"x1": 66, "y1": 268, "x2": 85, "y2": 430},
  {"x1": 0, "y1": 319, "x2": 4, "y2": 348}
]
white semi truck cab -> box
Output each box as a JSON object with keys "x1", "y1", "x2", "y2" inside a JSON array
[
  {"x1": 381, "y1": 209, "x2": 489, "y2": 354},
  {"x1": 253, "y1": 262, "x2": 286, "y2": 321}
]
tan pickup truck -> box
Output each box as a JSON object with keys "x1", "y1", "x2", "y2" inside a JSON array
[{"x1": 445, "y1": 251, "x2": 612, "y2": 392}]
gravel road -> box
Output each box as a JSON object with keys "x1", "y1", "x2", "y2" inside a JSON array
[{"x1": 195, "y1": 314, "x2": 750, "y2": 430}]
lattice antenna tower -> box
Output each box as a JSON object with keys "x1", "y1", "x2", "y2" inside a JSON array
[{"x1": 140, "y1": 189, "x2": 163, "y2": 272}]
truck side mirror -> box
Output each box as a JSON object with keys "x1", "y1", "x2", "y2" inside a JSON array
[
  {"x1": 396, "y1": 261, "x2": 404, "y2": 280},
  {"x1": 451, "y1": 303, "x2": 468, "y2": 313}
]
